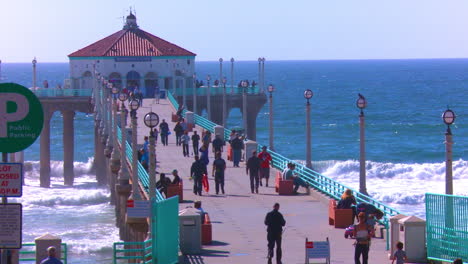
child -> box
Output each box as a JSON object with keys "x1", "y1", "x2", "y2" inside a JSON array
[{"x1": 392, "y1": 241, "x2": 407, "y2": 264}]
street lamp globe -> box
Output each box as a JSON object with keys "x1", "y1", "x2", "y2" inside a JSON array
[
  {"x1": 442, "y1": 109, "x2": 456, "y2": 126},
  {"x1": 112, "y1": 86, "x2": 120, "y2": 95},
  {"x1": 207, "y1": 75, "x2": 211, "y2": 81},
  {"x1": 230, "y1": 58, "x2": 234, "y2": 63},
  {"x1": 267, "y1": 84, "x2": 275, "y2": 93},
  {"x1": 304, "y1": 89, "x2": 313, "y2": 100},
  {"x1": 32, "y1": 57, "x2": 37, "y2": 65},
  {"x1": 130, "y1": 99, "x2": 140, "y2": 111},
  {"x1": 356, "y1": 94, "x2": 367, "y2": 109},
  {"x1": 219, "y1": 58, "x2": 223, "y2": 63},
  {"x1": 118, "y1": 92, "x2": 128, "y2": 102},
  {"x1": 242, "y1": 81, "x2": 248, "y2": 88},
  {"x1": 144, "y1": 112, "x2": 160, "y2": 129},
  {"x1": 222, "y1": 77, "x2": 227, "y2": 85}
]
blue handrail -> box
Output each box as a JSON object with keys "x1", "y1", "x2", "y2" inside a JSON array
[{"x1": 32, "y1": 88, "x2": 93, "y2": 97}]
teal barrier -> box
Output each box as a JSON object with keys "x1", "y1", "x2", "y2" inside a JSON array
[
  {"x1": 113, "y1": 239, "x2": 153, "y2": 264},
  {"x1": 32, "y1": 88, "x2": 92, "y2": 97},
  {"x1": 426, "y1": 193, "x2": 468, "y2": 263},
  {"x1": 152, "y1": 196, "x2": 179, "y2": 264},
  {"x1": 19, "y1": 243, "x2": 68, "y2": 263},
  {"x1": 171, "y1": 86, "x2": 262, "y2": 96}
]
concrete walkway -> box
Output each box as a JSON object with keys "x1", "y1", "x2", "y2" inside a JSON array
[{"x1": 136, "y1": 98, "x2": 391, "y2": 264}]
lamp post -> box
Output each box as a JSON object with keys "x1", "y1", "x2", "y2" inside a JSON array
[
  {"x1": 207, "y1": 75, "x2": 211, "y2": 120},
  {"x1": 118, "y1": 92, "x2": 129, "y2": 184},
  {"x1": 182, "y1": 70, "x2": 186, "y2": 108},
  {"x1": 230, "y1": 58, "x2": 234, "y2": 94},
  {"x1": 242, "y1": 80, "x2": 248, "y2": 138},
  {"x1": 144, "y1": 112, "x2": 159, "y2": 199},
  {"x1": 304, "y1": 89, "x2": 313, "y2": 168},
  {"x1": 258, "y1": 58, "x2": 262, "y2": 91},
  {"x1": 193, "y1": 73, "x2": 197, "y2": 114},
  {"x1": 222, "y1": 77, "x2": 227, "y2": 127},
  {"x1": 219, "y1": 58, "x2": 223, "y2": 84},
  {"x1": 105, "y1": 83, "x2": 114, "y2": 158},
  {"x1": 357, "y1": 94, "x2": 368, "y2": 195},
  {"x1": 442, "y1": 109, "x2": 455, "y2": 195},
  {"x1": 129, "y1": 99, "x2": 141, "y2": 200},
  {"x1": 111, "y1": 86, "x2": 121, "y2": 165},
  {"x1": 268, "y1": 84, "x2": 275, "y2": 151},
  {"x1": 261, "y1": 58, "x2": 266, "y2": 92},
  {"x1": 32, "y1": 57, "x2": 37, "y2": 90}
]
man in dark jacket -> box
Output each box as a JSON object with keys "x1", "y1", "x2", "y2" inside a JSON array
[
  {"x1": 246, "y1": 150, "x2": 262, "y2": 194},
  {"x1": 212, "y1": 135, "x2": 224, "y2": 154},
  {"x1": 159, "y1": 119, "x2": 169, "y2": 146},
  {"x1": 190, "y1": 155, "x2": 207, "y2": 196},
  {"x1": 265, "y1": 203, "x2": 286, "y2": 264},
  {"x1": 230, "y1": 134, "x2": 243, "y2": 167}
]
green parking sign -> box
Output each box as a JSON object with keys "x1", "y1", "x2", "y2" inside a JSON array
[{"x1": 0, "y1": 83, "x2": 44, "y2": 153}]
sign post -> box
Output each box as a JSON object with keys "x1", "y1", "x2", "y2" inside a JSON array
[{"x1": 0, "y1": 83, "x2": 44, "y2": 262}]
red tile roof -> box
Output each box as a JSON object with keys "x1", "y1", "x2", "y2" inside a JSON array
[{"x1": 68, "y1": 28, "x2": 196, "y2": 57}]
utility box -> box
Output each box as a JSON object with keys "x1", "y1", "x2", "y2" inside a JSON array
[
  {"x1": 35, "y1": 233, "x2": 62, "y2": 264},
  {"x1": 179, "y1": 208, "x2": 202, "y2": 254},
  {"x1": 214, "y1": 125, "x2": 224, "y2": 141},
  {"x1": 389, "y1": 214, "x2": 407, "y2": 258},
  {"x1": 185, "y1": 111, "x2": 194, "y2": 125},
  {"x1": 244, "y1": 141, "x2": 258, "y2": 163},
  {"x1": 398, "y1": 215, "x2": 426, "y2": 262}
]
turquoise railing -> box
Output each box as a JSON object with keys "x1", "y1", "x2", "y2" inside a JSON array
[
  {"x1": 167, "y1": 90, "x2": 400, "y2": 250},
  {"x1": 19, "y1": 243, "x2": 68, "y2": 263},
  {"x1": 426, "y1": 193, "x2": 468, "y2": 263},
  {"x1": 171, "y1": 86, "x2": 262, "y2": 96},
  {"x1": 113, "y1": 239, "x2": 153, "y2": 264},
  {"x1": 32, "y1": 88, "x2": 92, "y2": 97},
  {"x1": 116, "y1": 126, "x2": 164, "y2": 201}
]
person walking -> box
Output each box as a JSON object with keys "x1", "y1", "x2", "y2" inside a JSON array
[
  {"x1": 181, "y1": 131, "x2": 190, "y2": 157},
  {"x1": 199, "y1": 144, "x2": 209, "y2": 166},
  {"x1": 192, "y1": 131, "x2": 200, "y2": 156},
  {"x1": 246, "y1": 150, "x2": 262, "y2": 194},
  {"x1": 159, "y1": 119, "x2": 169, "y2": 146},
  {"x1": 353, "y1": 212, "x2": 374, "y2": 264},
  {"x1": 190, "y1": 155, "x2": 207, "y2": 196},
  {"x1": 40, "y1": 246, "x2": 63, "y2": 264},
  {"x1": 174, "y1": 121, "x2": 184, "y2": 146},
  {"x1": 212, "y1": 134, "x2": 224, "y2": 154},
  {"x1": 258, "y1": 146, "x2": 272, "y2": 187},
  {"x1": 230, "y1": 134, "x2": 243, "y2": 167},
  {"x1": 202, "y1": 130, "x2": 212, "y2": 149},
  {"x1": 212, "y1": 151, "x2": 226, "y2": 194},
  {"x1": 265, "y1": 203, "x2": 286, "y2": 264}
]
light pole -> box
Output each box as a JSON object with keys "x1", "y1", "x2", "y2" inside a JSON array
[
  {"x1": 219, "y1": 58, "x2": 223, "y2": 84},
  {"x1": 258, "y1": 58, "x2": 261, "y2": 90},
  {"x1": 193, "y1": 73, "x2": 197, "y2": 114},
  {"x1": 222, "y1": 77, "x2": 227, "y2": 127},
  {"x1": 207, "y1": 75, "x2": 211, "y2": 120},
  {"x1": 268, "y1": 84, "x2": 275, "y2": 151},
  {"x1": 129, "y1": 99, "x2": 141, "y2": 200},
  {"x1": 32, "y1": 57, "x2": 37, "y2": 90},
  {"x1": 144, "y1": 112, "x2": 159, "y2": 199},
  {"x1": 357, "y1": 94, "x2": 368, "y2": 195},
  {"x1": 442, "y1": 109, "x2": 455, "y2": 195},
  {"x1": 230, "y1": 58, "x2": 234, "y2": 94},
  {"x1": 304, "y1": 89, "x2": 313, "y2": 169},
  {"x1": 105, "y1": 83, "x2": 114, "y2": 158},
  {"x1": 242, "y1": 80, "x2": 248, "y2": 138},
  {"x1": 110, "y1": 86, "x2": 121, "y2": 172},
  {"x1": 261, "y1": 58, "x2": 266, "y2": 92},
  {"x1": 118, "y1": 92, "x2": 130, "y2": 184}
]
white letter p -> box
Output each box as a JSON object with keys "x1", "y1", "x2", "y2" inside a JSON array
[{"x1": 0, "y1": 93, "x2": 29, "y2": 138}]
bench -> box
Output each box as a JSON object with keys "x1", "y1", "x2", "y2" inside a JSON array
[
  {"x1": 275, "y1": 171, "x2": 294, "y2": 195},
  {"x1": 202, "y1": 213, "x2": 212, "y2": 245},
  {"x1": 227, "y1": 145, "x2": 233, "y2": 161},
  {"x1": 328, "y1": 200, "x2": 354, "y2": 228},
  {"x1": 171, "y1": 113, "x2": 179, "y2": 122},
  {"x1": 305, "y1": 237, "x2": 330, "y2": 264},
  {"x1": 167, "y1": 182, "x2": 183, "y2": 202}
]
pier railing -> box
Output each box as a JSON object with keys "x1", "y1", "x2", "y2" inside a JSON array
[
  {"x1": 113, "y1": 239, "x2": 152, "y2": 264},
  {"x1": 426, "y1": 193, "x2": 468, "y2": 262},
  {"x1": 171, "y1": 86, "x2": 262, "y2": 96},
  {"x1": 19, "y1": 243, "x2": 68, "y2": 264},
  {"x1": 31, "y1": 88, "x2": 92, "y2": 98},
  {"x1": 168, "y1": 90, "x2": 399, "y2": 250}
]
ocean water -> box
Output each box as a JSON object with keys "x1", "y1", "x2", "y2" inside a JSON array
[{"x1": 2, "y1": 59, "x2": 468, "y2": 262}]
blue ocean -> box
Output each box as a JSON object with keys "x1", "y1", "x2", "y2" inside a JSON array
[{"x1": 2, "y1": 59, "x2": 468, "y2": 263}]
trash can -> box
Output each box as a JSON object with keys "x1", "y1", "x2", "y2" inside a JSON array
[
  {"x1": 179, "y1": 208, "x2": 202, "y2": 254},
  {"x1": 398, "y1": 215, "x2": 426, "y2": 262},
  {"x1": 160, "y1": 89, "x2": 167, "y2": 99}
]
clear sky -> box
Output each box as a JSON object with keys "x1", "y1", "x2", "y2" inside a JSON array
[{"x1": 2, "y1": 0, "x2": 468, "y2": 62}]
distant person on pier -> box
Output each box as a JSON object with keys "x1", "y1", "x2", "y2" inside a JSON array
[
  {"x1": 40, "y1": 246, "x2": 63, "y2": 264},
  {"x1": 174, "y1": 121, "x2": 184, "y2": 146},
  {"x1": 181, "y1": 131, "x2": 190, "y2": 157},
  {"x1": 159, "y1": 119, "x2": 170, "y2": 146},
  {"x1": 190, "y1": 155, "x2": 207, "y2": 196},
  {"x1": 246, "y1": 150, "x2": 262, "y2": 194},
  {"x1": 229, "y1": 130, "x2": 237, "y2": 144},
  {"x1": 154, "y1": 85, "x2": 160, "y2": 104},
  {"x1": 258, "y1": 146, "x2": 272, "y2": 187},
  {"x1": 251, "y1": 80, "x2": 256, "y2": 87},
  {"x1": 212, "y1": 151, "x2": 226, "y2": 195},
  {"x1": 199, "y1": 144, "x2": 209, "y2": 166},
  {"x1": 284, "y1": 163, "x2": 309, "y2": 194},
  {"x1": 156, "y1": 173, "x2": 171, "y2": 197},
  {"x1": 202, "y1": 131, "x2": 212, "y2": 148},
  {"x1": 338, "y1": 189, "x2": 357, "y2": 219},
  {"x1": 265, "y1": 203, "x2": 285, "y2": 264},
  {"x1": 194, "y1": 201, "x2": 206, "y2": 223},
  {"x1": 453, "y1": 259, "x2": 463, "y2": 264},
  {"x1": 212, "y1": 135, "x2": 224, "y2": 154},
  {"x1": 230, "y1": 134, "x2": 243, "y2": 167},
  {"x1": 171, "y1": 169, "x2": 182, "y2": 185},
  {"x1": 192, "y1": 131, "x2": 200, "y2": 156},
  {"x1": 355, "y1": 202, "x2": 384, "y2": 226},
  {"x1": 176, "y1": 104, "x2": 185, "y2": 121},
  {"x1": 353, "y1": 212, "x2": 374, "y2": 264}
]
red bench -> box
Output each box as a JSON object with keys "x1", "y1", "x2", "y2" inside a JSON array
[
  {"x1": 328, "y1": 199, "x2": 354, "y2": 228},
  {"x1": 275, "y1": 172, "x2": 294, "y2": 195},
  {"x1": 167, "y1": 182, "x2": 183, "y2": 202},
  {"x1": 202, "y1": 213, "x2": 212, "y2": 245}
]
